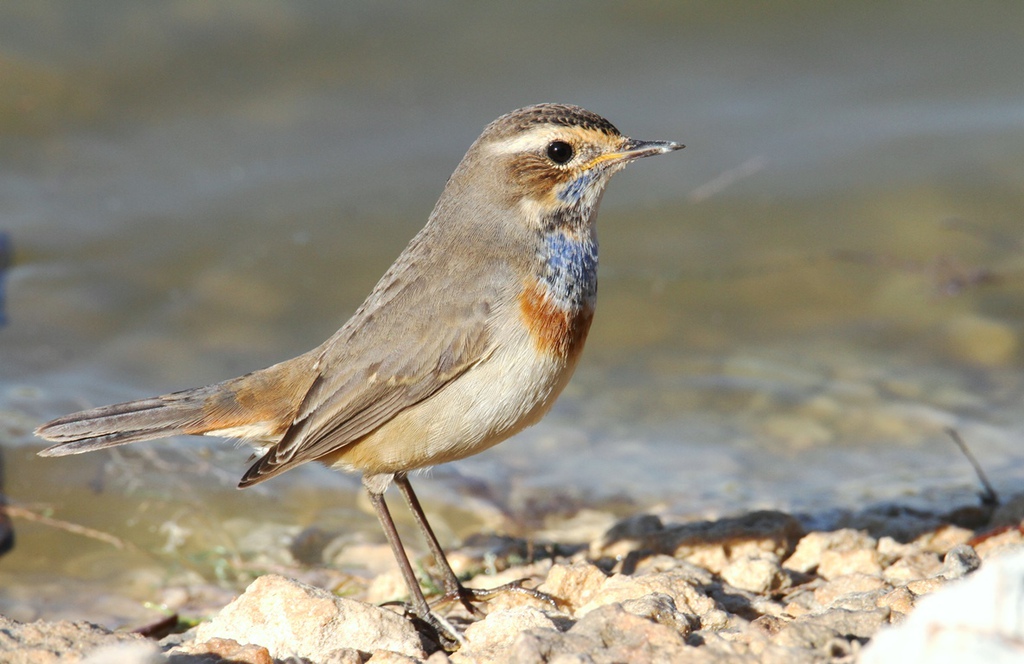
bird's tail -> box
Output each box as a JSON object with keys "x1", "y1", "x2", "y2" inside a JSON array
[{"x1": 36, "y1": 356, "x2": 316, "y2": 457}]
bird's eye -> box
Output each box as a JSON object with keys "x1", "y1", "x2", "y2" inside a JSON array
[{"x1": 546, "y1": 140, "x2": 574, "y2": 165}]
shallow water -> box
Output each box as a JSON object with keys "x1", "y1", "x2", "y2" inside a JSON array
[{"x1": 2, "y1": 2, "x2": 1024, "y2": 625}]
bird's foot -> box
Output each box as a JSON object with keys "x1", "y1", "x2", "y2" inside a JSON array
[
  {"x1": 433, "y1": 578, "x2": 559, "y2": 616},
  {"x1": 407, "y1": 608, "x2": 466, "y2": 652}
]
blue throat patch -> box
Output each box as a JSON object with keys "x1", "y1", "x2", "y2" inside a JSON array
[
  {"x1": 558, "y1": 172, "x2": 594, "y2": 203},
  {"x1": 540, "y1": 231, "x2": 599, "y2": 308}
]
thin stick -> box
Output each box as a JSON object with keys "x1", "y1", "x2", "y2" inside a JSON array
[
  {"x1": 0, "y1": 504, "x2": 138, "y2": 551},
  {"x1": 945, "y1": 427, "x2": 999, "y2": 506}
]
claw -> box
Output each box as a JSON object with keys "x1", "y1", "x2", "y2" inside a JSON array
[
  {"x1": 406, "y1": 606, "x2": 467, "y2": 651},
  {"x1": 432, "y1": 578, "x2": 559, "y2": 615}
]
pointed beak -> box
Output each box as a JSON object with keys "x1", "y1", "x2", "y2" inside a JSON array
[
  {"x1": 620, "y1": 138, "x2": 685, "y2": 159},
  {"x1": 587, "y1": 138, "x2": 685, "y2": 169}
]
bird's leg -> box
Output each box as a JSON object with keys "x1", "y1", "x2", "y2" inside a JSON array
[
  {"x1": 393, "y1": 473, "x2": 556, "y2": 613},
  {"x1": 363, "y1": 477, "x2": 463, "y2": 649}
]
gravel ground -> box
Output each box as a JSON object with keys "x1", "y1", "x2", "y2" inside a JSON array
[{"x1": 3, "y1": 490, "x2": 1024, "y2": 663}]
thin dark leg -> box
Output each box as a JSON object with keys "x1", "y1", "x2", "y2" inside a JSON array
[
  {"x1": 364, "y1": 479, "x2": 464, "y2": 648},
  {"x1": 394, "y1": 473, "x2": 463, "y2": 597},
  {"x1": 394, "y1": 473, "x2": 557, "y2": 612},
  {"x1": 364, "y1": 483, "x2": 433, "y2": 619}
]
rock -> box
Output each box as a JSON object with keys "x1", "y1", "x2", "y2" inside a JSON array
[
  {"x1": 647, "y1": 511, "x2": 803, "y2": 574},
  {"x1": 876, "y1": 586, "x2": 915, "y2": 618},
  {"x1": 971, "y1": 526, "x2": 1024, "y2": 559},
  {"x1": 0, "y1": 615, "x2": 149, "y2": 664},
  {"x1": 576, "y1": 566, "x2": 723, "y2": 629},
  {"x1": 861, "y1": 548, "x2": 1024, "y2": 663},
  {"x1": 818, "y1": 548, "x2": 883, "y2": 580},
  {"x1": 505, "y1": 602, "x2": 694, "y2": 664},
  {"x1": 619, "y1": 593, "x2": 699, "y2": 637},
  {"x1": 809, "y1": 607, "x2": 890, "y2": 640},
  {"x1": 167, "y1": 637, "x2": 274, "y2": 663},
  {"x1": 366, "y1": 650, "x2": 428, "y2": 663},
  {"x1": 192, "y1": 574, "x2": 426, "y2": 661},
  {"x1": 938, "y1": 544, "x2": 981, "y2": 580},
  {"x1": 912, "y1": 524, "x2": 973, "y2": 554},
  {"x1": 452, "y1": 606, "x2": 559, "y2": 663},
  {"x1": 83, "y1": 642, "x2": 164, "y2": 664},
  {"x1": 721, "y1": 555, "x2": 791, "y2": 594},
  {"x1": 905, "y1": 577, "x2": 946, "y2": 597},
  {"x1": 813, "y1": 573, "x2": 889, "y2": 608},
  {"x1": 569, "y1": 603, "x2": 691, "y2": 661},
  {"x1": 165, "y1": 639, "x2": 276, "y2": 664},
  {"x1": 538, "y1": 560, "x2": 609, "y2": 612},
  {"x1": 783, "y1": 529, "x2": 876, "y2": 574},
  {"x1": 881, "y1": 551, "x2": 942, "y2": 585}
]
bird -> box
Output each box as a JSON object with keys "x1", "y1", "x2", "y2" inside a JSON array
[{"x1": 36, "y1": 103, "x2": 683, "y2": 642}]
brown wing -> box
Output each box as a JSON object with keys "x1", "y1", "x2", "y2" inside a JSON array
[{"x1": 238, "y1": 246, "x2": 505, "y2": 486}]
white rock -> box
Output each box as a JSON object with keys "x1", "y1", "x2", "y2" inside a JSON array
[
  {"x1": 194, "y1": 574, "x2": 425, "y2": 661},
  {"x1": 861, "y1": 549, "x2": 1024, "y2": 663}
]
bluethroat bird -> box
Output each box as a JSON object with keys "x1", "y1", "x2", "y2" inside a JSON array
[{"x1": 37, "y1": 103, "x2": 683, "y2": 641}]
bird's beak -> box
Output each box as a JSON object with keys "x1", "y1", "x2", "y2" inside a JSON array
[{"x1": 587, "y1": 139, "x2": 685, "y2": 169}]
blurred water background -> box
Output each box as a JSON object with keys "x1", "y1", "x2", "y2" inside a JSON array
[{"x1": 2, "y1": 1, "x2": 1024, "y2": 625}]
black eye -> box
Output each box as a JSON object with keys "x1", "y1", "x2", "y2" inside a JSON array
[{"x1": 546, "y1": 140, "x2": 574, "y2": 164}]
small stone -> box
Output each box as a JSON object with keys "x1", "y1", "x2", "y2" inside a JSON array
[
  {"x1": 971, "y1": 526, "x2": 1024, "y2": 559},
  {"x1": 83, "y1": 642, "x2": 165, "y2": 664},
  {"x1": 939, "y1": 544, "x2": 981, "y2": 580},
  {"x1": 503, "y1": 602, "x2": 696, "y2": 663},
  {"x1": 577, "y1": 567, "x2": 720, "y2": 623},
  {"x1": 882, "y1": 551, "x2": 942, "y2": 585},
  {"x1": 770, "y1": 620, "x2": 842, "y2": 650},
  {"x1": 568, "y1": 603, "x2": 691, "y2": 661},
  {"x1": 877, "y1": 586, "x2": 915, "y2": 616},
  {"x1": 784, "y1": 529, "x2": 876, "y2": 574},
  {"x1": 750, "y1": 614, "x2": 788, "y2": 638},
  {"x1": 813, "y1": 573, "x2": 889, "y2": 608},
  {"x1": 538, "y1": 560, "x2": 609, "y2": 612},
  {"x1": 818, "y1": 548, "x2": 882, "y2": 580},
  {"x1": 0, "y1": 616, "x2": 148, "y2": 663},
  {"x1": 875, "y1": 535, "x2": 918, "y2": 564},
  {"x1": 721, "y1": 555, "x2": 791, "y2": 594},
  {"x1": 619, "y1": 593, "x2": 699, "y2": 636},
  {"x1": 321, "y1": 648, "x2": 366, "y2": 664},
  {"x1": 783, "y1": 591, "x2": 817, "y2": 618},
  {"x1": 425, "y1": 652, "x2": 453, "y2": 664},
  {"x1": 454, "y1": 606, "x2": 559, "y2": 663},
  {"x1": 368, "y1": 650, "x2": 428, "y2": 663},
  {"x1": 170, "y1": 637, "x2": 273, "y2": 664},
  {"x1": 810, "y1": 607, "x2": 890, "y2": 640},
  {"x1": 906, "y1": 577, "x2": 946, "y2": 596}
]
